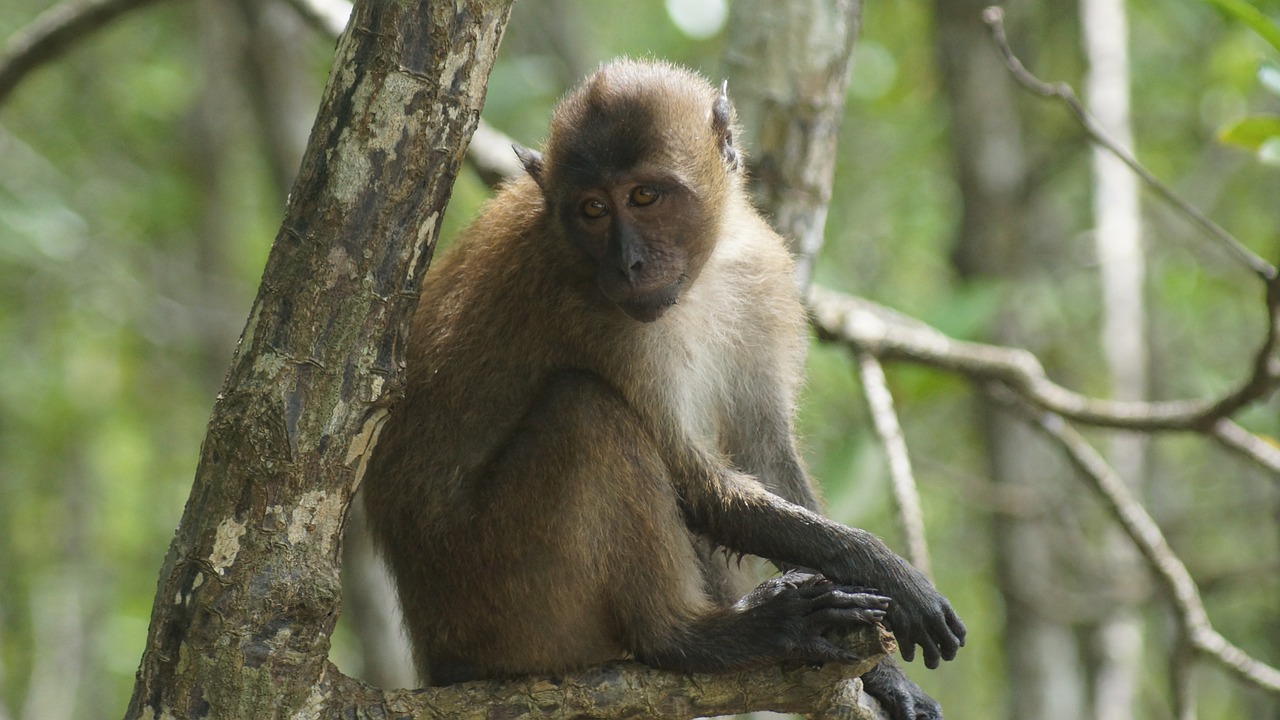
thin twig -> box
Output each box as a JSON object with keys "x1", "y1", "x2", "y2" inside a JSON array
[
  {"x1": 0, "y1": 0, "x2": 165, "y2": 107},
  {"x1": 982, "y1": 5, "x2": 1277, "y2": 283},
  {"x1": 855, "y1": 352, "x2": 932, "y2": 577},
  {"x1": 1211, "y1": 418, "x2": 1280, "y2": 474},
  {"x1": 995, "y1": 388, "x2": 1280, "y2": 697}
]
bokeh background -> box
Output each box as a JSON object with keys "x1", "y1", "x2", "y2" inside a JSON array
[{"x1": 1, "y1": 1, "x2": 1278, "y2": 718}]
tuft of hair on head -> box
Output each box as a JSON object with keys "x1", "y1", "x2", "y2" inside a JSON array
[{"x1": 539, "y1": 58, "x2": 744, "y2": 198}]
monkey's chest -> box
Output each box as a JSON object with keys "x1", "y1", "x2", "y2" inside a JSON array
[{"x1": 653, "y1": 322, "x2": 761, "y2": 450}]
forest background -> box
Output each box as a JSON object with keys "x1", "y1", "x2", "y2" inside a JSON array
[{"x1": 1, "y1": 0, "x2": 1278, "y2": 719}]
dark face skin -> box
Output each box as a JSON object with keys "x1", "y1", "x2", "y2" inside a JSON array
[{"x1": 558, "y1": 172, "x2": 709, "y2": 323}]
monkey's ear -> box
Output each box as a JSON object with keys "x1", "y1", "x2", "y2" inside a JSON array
[
  {"x1": 712, "y1": 80, "x2": 740, "y2": 172},
  {"x1": 513, "y1": 145, "x2": 545, "y2": 186}
]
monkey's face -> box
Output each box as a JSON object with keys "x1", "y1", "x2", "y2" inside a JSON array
[
  {"x1": 557, "y1": 174, "x2": 715, "y2": 323},
  {"x1": 524, "y1": 59, "x2": 740, "y2": 322}
]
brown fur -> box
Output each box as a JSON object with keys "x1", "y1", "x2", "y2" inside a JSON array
[{"x1": 362, "y1": 60, "x2": 963, "y2": 706}]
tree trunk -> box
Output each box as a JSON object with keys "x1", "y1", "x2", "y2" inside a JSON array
[
  {"x1": 1079, "y1": 0, "x2": 1150, "y2": 717},
  {"x1": 123, "y1": 2, "x2": 514, "y2": 717},
  {"x1": 722, "y1": 0, "x2": 862, "y2": 289},
  {"x1": 933, "y1": 2, "x2": 1087, "y2": 719}
]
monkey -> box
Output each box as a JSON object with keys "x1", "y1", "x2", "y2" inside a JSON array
[{"x1": 361, "y1": 58, "x2": 965, "y2": 720}]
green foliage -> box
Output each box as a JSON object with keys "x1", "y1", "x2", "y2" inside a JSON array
[
  {"x1": 1218, "y1": 112, "x2": 1280, "y2": 147},
  {"x1": 1205, "y1": 1, "x2": 1280, "y2": 163},
  {"x1": 1205, "y1": 0, "x2": 1280, "y2": 53}
]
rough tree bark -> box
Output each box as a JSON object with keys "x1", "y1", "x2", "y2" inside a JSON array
[{"x1": 123, "y1": 1, "x2": 514, "y2": 717}]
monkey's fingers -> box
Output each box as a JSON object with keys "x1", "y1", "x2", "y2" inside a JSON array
[
  {"x1": 921, "y1": 607, "x2": 965, "y2": 664},
  {"x1": 807, "y1": 589, "x2": 891, "y2": 612},
  {"x1": 808, "y1": 605, "x2": 887, "y2": 628},
  {"x1": 946, "y1": 606, "x2": 968, "y2": 648},
  {"x1": 916, "y1": 630, "x2": 942, "y2": 670},
  {"x1": 899, "y1": 638, "x2": 916, "y2": 664}
]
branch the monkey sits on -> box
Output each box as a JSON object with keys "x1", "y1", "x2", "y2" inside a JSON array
[{"x1": 363, "y1": 58, "x2": 965, "y2": 720}]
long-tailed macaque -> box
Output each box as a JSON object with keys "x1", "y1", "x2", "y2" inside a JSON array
[{"x1": 363, "y1": 59, "x2": 965, "y2": 720}]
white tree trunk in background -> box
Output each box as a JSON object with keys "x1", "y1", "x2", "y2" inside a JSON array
[{"x1": 1081, "y1": 1, "x2": 1149, "y2": 719}]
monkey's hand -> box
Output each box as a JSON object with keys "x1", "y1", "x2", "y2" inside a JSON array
[
  {"x1": 734, "y1": 571, "x2": 891, "y2": 665},
  {"x1": 861, "y1": 557, "x2": 966, "y2": 670}
]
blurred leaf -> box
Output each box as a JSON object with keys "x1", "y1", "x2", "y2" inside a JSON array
[
  {"x1": 1217, "y1": 114, "x2": 1280, "y2": 148},
  {"x1": 1205, "y1": 0, "x2": 1280, "y2": 53}
]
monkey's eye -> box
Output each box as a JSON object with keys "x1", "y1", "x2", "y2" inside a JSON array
[
  {"x1": 581, "y1": 199, "x2": 609, "y2": 219},
  {"x1": 629, "y1": 186, "x2": 660, "y2": 207}
]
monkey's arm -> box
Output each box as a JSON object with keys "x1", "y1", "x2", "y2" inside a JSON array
[
  {"x1": 727, "y1": 426, "x2": 823, "y2": 512},
  {"x1": 675, "y1": 457, "x2": 966, "y2": 669}
]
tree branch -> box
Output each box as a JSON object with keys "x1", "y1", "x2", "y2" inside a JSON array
[
  {"x1": 982, "y1": 4, "x2": 1278, "y2": 284},
  {"x1": 996, "y1": 388, "x2": 1280, "y2": 697},
  {"x1": 722, "y1": 0, "x2": 862, "y2": 289},
  {"x1": 326, "y1": 628, "x2": 893, "y2": 720},
  {"x1": 855, "y1": 352, "x2": 932, "y2": 577},
  {"x1": 1211, "y1": 418, "x2": 1280, "y2": 472},
  {"x1": 808, "y1": 286, "x2": 1280, "y2": 476},
  {"x1": 0, "y1": 0, "x2": 165, "y2": 107}
]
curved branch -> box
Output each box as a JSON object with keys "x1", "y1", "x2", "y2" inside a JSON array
[
  {"x1": 0, "y1": 0, "x2": 165, "y2": 107},
  {"x1": 808, "y1": 286, "x2": 1280, "y2": 475},
  {"x1": 982, "y1": 5, "x2": 1277, "y2": 283},
  {"x1": 997, "y1": 389, "x2": 1280, "y2": 697}
]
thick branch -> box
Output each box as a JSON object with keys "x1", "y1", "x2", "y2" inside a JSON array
[
  {"x1": 327, "y1": 628, "x2": 893, "y2": 720},
  {"x1": 0, "y1": 0, "x2": 164, "y2": 106}
]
